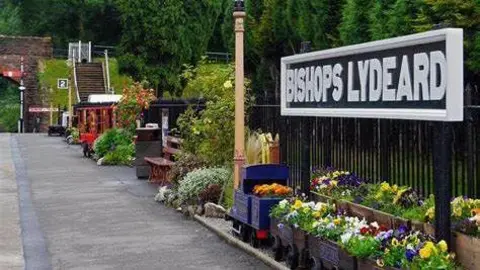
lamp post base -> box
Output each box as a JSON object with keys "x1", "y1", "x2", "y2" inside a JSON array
[{"x1": 233, "y1": 153, "x2": 245, "y2": 190}]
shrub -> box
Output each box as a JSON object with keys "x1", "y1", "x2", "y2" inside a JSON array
[
  {"x1": 177, "y1": 167, "x2": 232, "y2": 204},
  {"x1": 168, "y1": 152, "x2": 207, "y2": 188},
  {"x1": 198, "y1": 184, "x2": 222, "y2": 204},
  {"x1": 94, "y1": 128, "x2": 132, "y2": 158},
  {"x1": 102, "y1": 144, "x2": 135, "y2": 166}
]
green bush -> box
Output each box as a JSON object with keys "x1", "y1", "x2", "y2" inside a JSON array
[
  {"x1": 168, "y1": 152, "x2": 207, "y2": 188},
  {"x1": 93, "y1": 128, "x2": 132, "y2": 158},
  {"x1": 103, "y1": 144, "x2": 135, "y2": 166},
  {"x1": 177, "y1": 167, "x2": 232, "y2": 205}
]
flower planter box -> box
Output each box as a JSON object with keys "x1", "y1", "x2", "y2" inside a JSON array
[
  {"x1": 453, "y1": 232, "x2": 480, "y2": 270},
  {"x1": 270, "y1": 218, "x2": 293, "y2": 247},
  {"x1": 308, "y1": 236, "x2": 357, "y2": 270},
  {"x1": 346, "y1": 201, "x2": 375, "y2": 223},
  {"x1": 356, "y1": 259, "x2": 400, "y2": 270},
  {"x1": 293, "y1": 228, "x2": 309, "y2": 269}
]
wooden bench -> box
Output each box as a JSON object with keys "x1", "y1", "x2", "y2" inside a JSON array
[{"x1": 144, "y1": 136, "x2": 182, "y2": 185}]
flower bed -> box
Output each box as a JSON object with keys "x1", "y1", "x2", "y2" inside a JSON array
[
  {"x1": 310, "y1": 167, "x2": 480, "y2": 269},
  {"x1": 270, "y1": 198, "x2": 457, "y2": 269}
]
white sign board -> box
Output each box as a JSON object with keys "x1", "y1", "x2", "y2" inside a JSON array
[
  {"x1": 281, "y1": 28, "x2": 464, "y2": 121},
  {"x1": 57, "y1": 79, "x2": 69, "y2": 89}
]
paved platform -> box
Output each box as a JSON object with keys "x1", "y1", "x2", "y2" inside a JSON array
[
  {"x1": 5, "y1": 134, "x2": 270, "y2": 270},
  {"x1": 0, "y1": 134, "x2": 24, "y2": 270}
]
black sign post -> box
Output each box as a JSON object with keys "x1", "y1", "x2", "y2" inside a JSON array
[{"x1": 281, "y1": 29, "x2": 464, "y2": 247}]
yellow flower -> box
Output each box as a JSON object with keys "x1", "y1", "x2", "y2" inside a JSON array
[
  {"x1": 313, "y1": 211, "x2": 321, "y2": 218},
  {"x1": 392, "y1": 184, "x2": 399, "y2": 193},
  {"x1": 380, "y1": 182, "x2": 390, "y2": 192},
  {"x1": 453, "y1": 207, "x2": 462, "y2": 217},
  {"x1": 391, "y1": 238, "x2": 399, "y2": 247},
  {"x1": 437, "y1": 240, "x2": 448, "y2": 253},
  {"x1": 424, "y1": 241, "x2": 435, "y2": 250},
  {"x1": 331, "y1": 180, "x2": 338, "y2": 187},
  {"x1": 425, "y1": 207, "x2": 435, "y2": 220},
  {"x1": 419, "y1": 247, "x2": 432, "y2": 259},
  {"x1": 293, "y1": 200, "x2": 302, "y2": 210},
  {"x1": 223, "y1": 80, "x2": 233, "y2": 89},
  {"x1": 333, "y1": 218, "x2": 341, "y2": 225}
]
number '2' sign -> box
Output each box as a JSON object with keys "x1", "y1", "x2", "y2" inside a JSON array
[{"x1": 57, "y1": 79, "x2": 69, "y2": 89}]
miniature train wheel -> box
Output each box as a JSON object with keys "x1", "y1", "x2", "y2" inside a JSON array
[
  {"x1": 240, "y1": 224, "x2": 249, "y2": 242},
  {"x1": 309, "y1": 257, "x2": 320, "y2": 270},
  {"x1": 249, "y1": 230, "x2": 260, "y2": 248},
  {"x1": 272, "y1": 236, "x2": 284, "y2": 261},
  {"x1": 286, "y1": 245, "x2": 299, "y2": 270}
]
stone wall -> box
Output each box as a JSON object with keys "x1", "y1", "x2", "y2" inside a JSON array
[{"x1": 0, "y1": 36, "x2": 52, "y2": 132}]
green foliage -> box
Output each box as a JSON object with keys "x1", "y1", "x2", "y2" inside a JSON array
[
  {"x1": 107, "y1": 58, "x2": 133, "y2": 94},
  {"x1": 339, "y1": 0, "x2": 374, "y2": 45},
  {"x1": 345, "y1": 236, "x2": 382, "y2": 259},
  {"x1": 387, "y1": 0, "x2": 419, "y2": 37},
  {"x1": 116, "y1": 0, "x2": 223, "y2": 95},
  {"x1": 177, "y1": 167, "x2": 232, "y2": 204},
  {"x1": 93, "y1": 128, "x2": 132, "y2": 159},
  {"x1": 169, "y1": 152, "x2": 207, "y2": 188},
  {"x1": 103, "y1": 144, "x2": 135, "y2": 166},
  {"x1": 369, "y1": 0, "x2": 396, "y2": 40},
  {"x1": 0, "y1": 79, "x2": 20, "y2": 132},
  {"x1": 179, "y1": 61, "x2": 233, "y2": 99},
  {"x1": 0, "y1": 1, "x2": 22, "y2": 35},
  {"x1": 18, "y1": 0, "x2": 122, "y2": 47},
  {"x1": 37, "y1": 59, "x2": 70, "y2": 108},
  {"x1": 414, "y1": 0, "x2": 480, "y2": 73}
]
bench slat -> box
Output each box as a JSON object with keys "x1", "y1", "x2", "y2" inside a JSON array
[{"x1": 144, "y1": 157, "x2": 174, "y2": 166}]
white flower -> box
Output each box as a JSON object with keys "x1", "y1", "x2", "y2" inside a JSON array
[
  {"x1": 312, "y1": 221, "x2": 319, "y2": 228},
  {"x1": 307, "y1": 201, "x2": 315, "y2": 208},
  {"x1": 293, "y1": 223, "x2": 299, "y2": 228},
  {"x1": 279, "y1": 199, "x2": 288, "y2": 209},
  {"x1": 341, "y1": 232, "x2": 353, "y2": 244},
  {"x1": 370, "y1": 222, "x2": 379, "y2": 229},
  {"x1": 314, "y1": 202, "x2": 325, "y2": 211}
]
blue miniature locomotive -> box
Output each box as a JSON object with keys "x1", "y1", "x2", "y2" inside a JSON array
[{"x1": 228, "y1": 164, "x2": 289, "y2": 247}]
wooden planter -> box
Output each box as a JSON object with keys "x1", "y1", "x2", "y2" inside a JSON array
[
  {"x1": 453, "y1": 232, "x2": 480, "y2": 270},
  {"x1": 357, "y1": 259, "x2": 400, "y2": 270},
  {"x1": 308, "y1": 236, "x2": 357, "y2": 270},
  {"x1": 293, "y1": 227, "x2": 309, "y2": 269}
]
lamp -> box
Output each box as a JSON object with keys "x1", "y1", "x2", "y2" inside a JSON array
[{"x1": 234, "y1": 0, "x2": 244, "y2": 12}]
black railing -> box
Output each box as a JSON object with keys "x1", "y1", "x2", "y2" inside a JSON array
[{"x1": 248, "y1": 99, "x2": 480, "y2": 199}]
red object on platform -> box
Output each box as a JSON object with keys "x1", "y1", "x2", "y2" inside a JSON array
[{"x1": 2, "y1": 70, "x2": 22, "y2": 78}]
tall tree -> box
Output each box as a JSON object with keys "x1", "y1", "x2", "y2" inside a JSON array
[
  {"x1": 339, "y1": 0, "x2": 374, "y2": 45},
  {"x1": 387, "y1": 0, "x2": 420, "y2": 37},
  {"x1": 415, "y1": 0, "x2": 480, "y2": 75},
  {"x1": 369, "y1": 0, "x2": 396, "y2": 40},
  {"x1": 117, "y1": 0, "x2": 223, "y2": 96},
  {"x1": 0, "y1": 1, "x2": 22, "y2": 35}
]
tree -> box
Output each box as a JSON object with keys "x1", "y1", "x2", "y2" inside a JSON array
[
  {"x1": 339, "y1": 0, "x2": 374, "y2": 45},
  {"x1": 369, "y1": 0, "x2": 396, "y2": 40},
  {"x1": 414, "y1": 0, "x2": 480, "y2": 75},
  {"x1": 387, "y1": 0, "x2": 420, "y2": 37},
  {"x1": 18, "y1": 0, "x2": 121, "y2": 47},
  {"x1": 0, "y1": 1, "x2": 23, "y2": 35},
  {"x1": 117, "y1": 0, "x2": 223, "y2": 96}
]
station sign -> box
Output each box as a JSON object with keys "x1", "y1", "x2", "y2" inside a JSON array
[
  {"x1": 29, "y1": 107, "x2": 57, "y2": 113},
  {"x1": 280, "y1": 28, "x2": 464, "y2": 121},
  {"x1": 57, "y1": 78, "x2": 69, "y2": 89}
]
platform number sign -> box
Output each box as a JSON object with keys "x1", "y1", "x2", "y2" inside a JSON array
[{"x1": 57, "y1": 79, "x2": 69, "y2": 89}]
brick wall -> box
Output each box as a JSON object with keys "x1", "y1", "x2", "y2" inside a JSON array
[{"x1": 0, "y1": 36, "x2": 53, "y2": 132}]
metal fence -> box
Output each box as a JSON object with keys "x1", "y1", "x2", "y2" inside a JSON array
[{"x1": 248, "y1": 86, "x2": 480, "y2": 199}]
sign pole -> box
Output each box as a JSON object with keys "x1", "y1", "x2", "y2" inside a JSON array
[
  {"x1": 68, "y1": 77, "x2": 72, "y2": 128},
  {"x1": 233, "y1": 0, "x2": 246, "y2": 190},
  {"x1": 300, "y1": 42, "x2": 312, "y2": 195},
  {"x1": 19, "y1": 57, "x2": 25, "y2": 133},
  {"x1": 433, "y1": 122, "x2": 453, "y2": 246}
]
